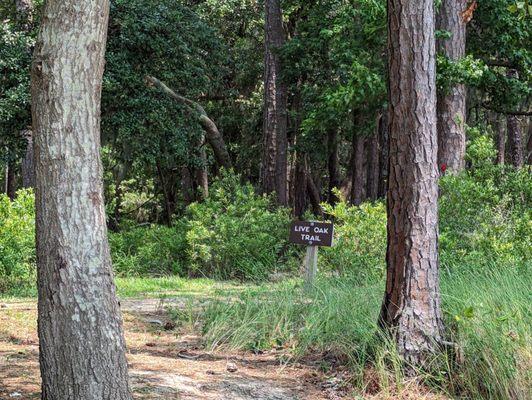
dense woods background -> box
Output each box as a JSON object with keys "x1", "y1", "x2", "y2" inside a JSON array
[{"x1": 0, "y1": 0, "x2": 530, "y2": 399}]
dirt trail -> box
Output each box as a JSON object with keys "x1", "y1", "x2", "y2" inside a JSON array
[{"x1": 0, "y1": 300, "x2": 332, "y2": 400}]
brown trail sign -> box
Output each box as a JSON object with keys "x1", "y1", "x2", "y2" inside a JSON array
[{"x1": 289, "y1": 221, "x2": 334, "y2": 285}]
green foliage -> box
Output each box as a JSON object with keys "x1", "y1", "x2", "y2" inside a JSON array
[
  {"x1": 185, "y1": 171, "x2": 292, "y2": 280},
  {"x1": 0, "y1": 19, "x2": 34, "y2": 162},
  {"x1": 0, "y1": 189, "x2": 35, "y2": 291},
  {"x1": 320, "y1": 196, "x2": 387, "y2": 283},
  {"x1": 107, "y1": 172, "x2": 295, "y2": 280},
  {"x1": 109, "y1": 223, "x2": 187, "y2": 276}
]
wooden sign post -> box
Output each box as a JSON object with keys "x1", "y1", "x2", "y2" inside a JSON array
[{"x1": 289, "y1": 221, "x2": 334, "y2": 285}]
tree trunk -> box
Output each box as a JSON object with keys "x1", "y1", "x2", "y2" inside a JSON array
[
  {"x1": 327, "y1": 130, "x2": 340, "y2": 203},
  {"x1": 527, "y1": 118, "x2": 532, "y2": 165},
  {"x1": 506, "y1": 71, "x2": 524, "y2": 168},
  {"x1": 436, "y1": 0, "x2": 467, "y2": 173},
  {"x1": 31, "y1": 0, "x2": 131, "y2": 397},
  {"x1": 495, "y1": 114, "x2": 506, "y2": 165},
  {"x1": 351, "y1": 135, "x2": 366, "y2": 206},
  {"x1": 195, "y1": 140, "x2": 209, "y2": 199},
  {"x1": 380, "y1": 0, "x2": 444, "y2": 368},
  {"x1": 261, "y1": 0, "x2": 288, "y2": 205},
  {"x1": 293, "y1": 153, "x2": 308, "y2": 218},
  {"x1": 378, "y1": 111, "x2": 389, "y2": 198},
  {"x1": 307, "y1": 171, "x2": 323, "y2": 218},
  {"x1": 5, "y1": 160, "x2": 16, "y2": 200},
  {"x1": 366, "y1": 123, "x2": 380, "y2": 201},
  {"x1": 21, "y1": 130, "x2": 35, "y2": 188}
]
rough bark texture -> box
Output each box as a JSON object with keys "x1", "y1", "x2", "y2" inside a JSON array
[
  {"x1": 436, "y1": 0, "x2": 467, "y2": 173},
  {"x1": 31, "y1": 0, "x2": 131, "y2": 398},
  {"x1": 327, "y1": 130, "x2": 340, "y2": 203},
  {"x1": 506, "y1": 71, "x2": 524, "y2": 168},
  {"x1": 21, "y1": 129, "x2": 35, "y2": 188},
  {"x1": 380, "y1": 0, "x2": 444, "y2": 367},
  {"x1": 261, "y1": 0, "x2": 288, "y2": 205},
  {"x1": 351, "y1": 135, "x2": 366, "y2": 206},
  {"x1": 366, "y1": 125, "x2": 380, "y2": 201},
  {"x1": 306, "y1": 171, "x2": 323, "y2": 218}
]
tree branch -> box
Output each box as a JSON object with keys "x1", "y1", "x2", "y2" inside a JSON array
[{"x1": 145, "y1": 75, "x2": 232, "y2": 169}]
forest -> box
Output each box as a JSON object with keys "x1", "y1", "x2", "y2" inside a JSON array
[{"x1": 0, "y1": 0, "x2": 531, "y2": 399}]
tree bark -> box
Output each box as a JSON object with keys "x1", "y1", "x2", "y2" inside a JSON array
[
  {"x1": 351, "y1": 135, "x2": 366, "y2": 206},
  {"x1": 145, "y1": 76, "x2": 232, "y2": 170},
  {"x1": 5, "y1": 160, "x2": 16, "y2": 200},
  {"x1": 436, "y1": 0, "x2": 467, "y2": 173},
  {"x1": 293, "y1": 153, "x2": 308, "y2": 218},
  {"x1": 327, "y1": 130, "x2": 340, "y2": 203},
  {"x1": 495, "y1": 114, "x2": 506, "y2": 165},
  {"x1": 21, "y1": 130, "x2": 35, "y2": 188},
  {"x1": 261, "y1": 0, "x2": 288, "y2": 205},
  {"x1": 307, "y1": 171, "x2": 323, "y2": 218},
  {"x1": 366, "y1": 123, "x2": 380, "y2": 201},
  {"x1": 380, "y1": 0, "x2": 444, "y2": 368},
  {"x1": 31, "y1": 0, "x2": 131, "y2": 397},
  {"x1": 527, "y1": 118, "x2": 532, "y2": 165},
  {"x1": 506, "y1": 71, "x2": 524, "y2": 168}
]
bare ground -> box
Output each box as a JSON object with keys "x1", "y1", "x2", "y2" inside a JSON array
[{"x1": 0, "y1": 299, "x2": 448, "y2": 400}]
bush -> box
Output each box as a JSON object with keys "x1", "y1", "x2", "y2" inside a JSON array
[
  {"x1": 0, "y1": 189, "x2": 35, "y2": 292},
  {"x1": 185, "y1": 171, "x2": 293, "y2": 280},
  {"x1": 109, "y1": 222, "x2": 188, "y2": 276},
  {"x1": 320, "y1": 197, "x2": 387, "y2": 283}
]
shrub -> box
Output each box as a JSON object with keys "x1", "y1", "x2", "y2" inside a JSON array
[
  {"x1": 185, "y1": 171, "x2": 293, "y2": 280},
  {"x1": 0, "y1": 189, "x2": 35, "y2": 292},
  {"x1": 109, "y1": 222, "x2": 188, "y2": 276},
  {"x1": 320, "y1": 197, "x2": 387, "y2": 283}
]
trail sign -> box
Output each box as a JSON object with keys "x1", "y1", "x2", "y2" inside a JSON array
[
  {"x1": 289, "y1": 221, "x2": 334, "y2": 247},
  {"x1": 289, "y1": 221, "x2": 334, "y2": 286}
]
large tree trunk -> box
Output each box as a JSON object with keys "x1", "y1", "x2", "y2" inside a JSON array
[
  {"x1": 327, "y1": 130, "x2": 340, "y2": 203},
  {"x1": 261, "y1": 0, "x2": 288, "y2": 205},
  {"x1": 436, "y1": 0, "x2": 467, "y2": 173},
  {"x1": 31, "y1": 0, "x2": 131, "y2": 398},
  {"x1": 351, "y1": 135, "x2": 366, "y2": 206},
  {"x1": 380, "y1": 0, "x2": 444, "y2": 368},
  {"x1": 506, "y1": 71, "x2": 524, "y2": 168}
]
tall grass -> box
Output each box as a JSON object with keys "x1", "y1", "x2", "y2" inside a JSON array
[{"x1": 199, "y1": 265, "x2": 531, "y2": 399}]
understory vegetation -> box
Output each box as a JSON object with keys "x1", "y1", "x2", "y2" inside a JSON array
[{"x1": 1, "y1": 138, "x2": 530, "y2": 398}]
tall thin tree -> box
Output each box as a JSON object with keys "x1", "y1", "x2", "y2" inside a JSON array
[
  {"x1": 31, "y1": 0, "x2": 131, "y2": 398},
  {"x1": 436, "y1": 0, "x2": 467, "y2": 173},
  {"x1": 380, "y1": 0, "x2": 445, "y2": 367},
  {"x1": 261, "y1": 0, "x2": 288, "y2": 205}
]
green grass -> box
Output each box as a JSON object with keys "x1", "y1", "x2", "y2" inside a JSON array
[
  {"x1": 195, "y1": 265, "x2": 531, "y2": 399},
  {"x1": 0, "y1": 275, "x2": 252, "y2": 301}
]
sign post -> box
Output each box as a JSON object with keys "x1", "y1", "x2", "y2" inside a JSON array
[{"x1": 289, "y1": 221, "x2": 334, "y2": 285}]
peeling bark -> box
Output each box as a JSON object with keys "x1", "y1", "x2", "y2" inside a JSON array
[
  {"x1": 436, "y1": 0, "x2": 467, "y2": 173},
  {"x1": 31, "y1": 0, "x2": 131, "y2": 397},
  {"x1": 380, "y1": 0, "x2": 444, "y2": 368}
]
